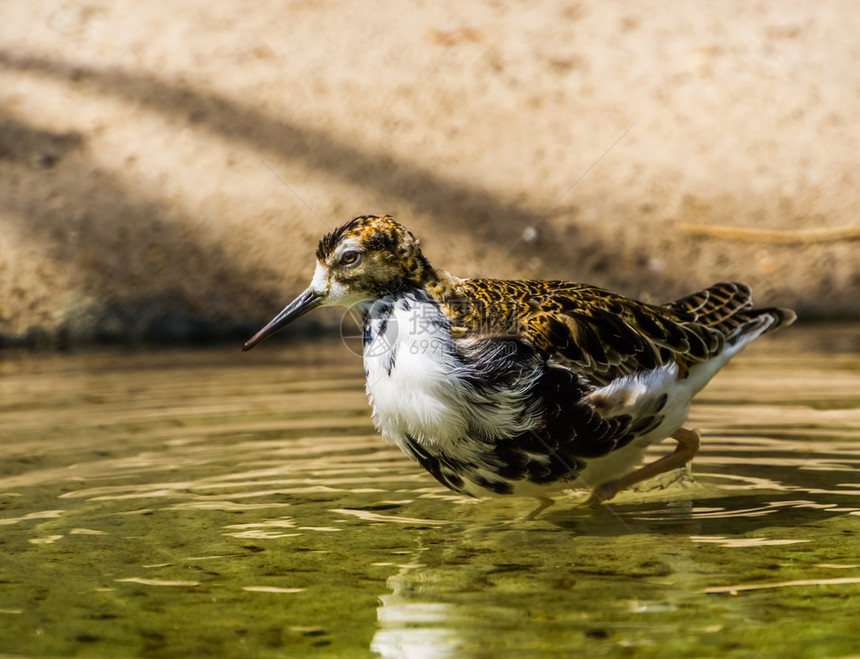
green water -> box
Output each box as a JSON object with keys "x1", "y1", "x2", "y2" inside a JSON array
[{"x1": 1, "y1": 326, "x2": 859, "y2": 658}]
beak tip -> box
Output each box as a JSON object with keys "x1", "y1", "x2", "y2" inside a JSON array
[{"x1": 241, "y1": 287, "x2": 325, "y2": 354}]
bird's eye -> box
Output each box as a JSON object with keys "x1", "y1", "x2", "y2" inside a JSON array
[{"x1": 340, "y1": 250, "x2": 361, "y2": 266}]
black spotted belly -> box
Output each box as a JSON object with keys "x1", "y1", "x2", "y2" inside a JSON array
[{"x1": 401, "y1": 432, "x2": 587, "y2": 497}]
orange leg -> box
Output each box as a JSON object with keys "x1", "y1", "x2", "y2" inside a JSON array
[{"x1": 587, "y1": 427, "x2": 701, "y2": 505}]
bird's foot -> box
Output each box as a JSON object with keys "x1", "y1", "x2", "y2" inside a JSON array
[
  {"x1": 586, "y1": 428, "x2": 702, "y2": 506},
  {"x1": 519, "y1": 496, "x2": 555, "y2": 521},
  {"x1": 585, "y1": 481, "x2": 620, "y2": 507}
]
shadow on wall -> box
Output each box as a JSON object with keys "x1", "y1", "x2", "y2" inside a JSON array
[
  {"x1": 1, "y1": 49, "x2": 669, "y2": 348},
  {"x1": 9, "y1": 50, "x2": 844, "y2": 347},
  {"x1": 0, "y1": 109, "x2": 270, "y2": 348}
]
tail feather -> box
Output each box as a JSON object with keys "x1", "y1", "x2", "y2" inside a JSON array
[
  {"x1": 666, "y1": 282, "x2": 752, "y2": 325},
  {"x1": 666, "y1": 282, "x2": 796, "y2": 346}
]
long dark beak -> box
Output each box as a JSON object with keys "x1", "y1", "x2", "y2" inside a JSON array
[{"x1": 242, "y1": 288, "x2": 326, "y2": 351}]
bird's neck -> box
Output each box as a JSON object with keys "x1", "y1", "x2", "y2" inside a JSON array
[
  {"x1": 423, "y1": 268, "x2": 463, "y2": 304},
  {"x1": 353, "y1": 269, "x2": 462, "y2": 324}
]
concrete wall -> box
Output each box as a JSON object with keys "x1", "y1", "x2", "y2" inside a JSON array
[{"x1": 1, "y1": 1, "x2": 857, "y2": 346}]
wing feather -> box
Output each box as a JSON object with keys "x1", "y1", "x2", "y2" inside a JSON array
[{"x1": 440, "y1": 279, "x2": 735, "y2": 385}]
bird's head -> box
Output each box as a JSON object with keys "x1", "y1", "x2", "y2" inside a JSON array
[{"x1": 243, "y1": 215, "x2": 435, "y2": 350}]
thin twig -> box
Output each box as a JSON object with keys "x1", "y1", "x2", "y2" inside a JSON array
[{"x1": 675, "y1": 222, "x2": 860, "y2": 245}]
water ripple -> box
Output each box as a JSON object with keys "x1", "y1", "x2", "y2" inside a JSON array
[{"x1": 1, "y1": 330, "x2": 859, "y2": 657}]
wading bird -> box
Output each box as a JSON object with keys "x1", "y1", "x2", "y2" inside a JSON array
[{"x1": 244, "y1": 215, "x2": 795, "y2": 518}]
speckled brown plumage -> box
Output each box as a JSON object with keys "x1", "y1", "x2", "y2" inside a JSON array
[{"x1": 435, "y1": 278, "x2": 793, "y2": 385}]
